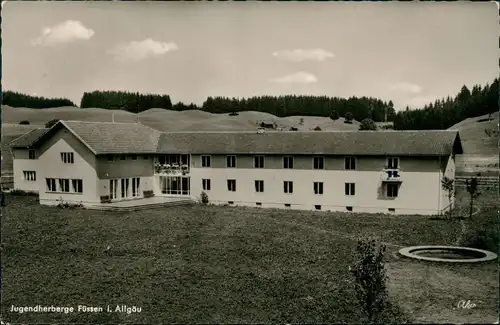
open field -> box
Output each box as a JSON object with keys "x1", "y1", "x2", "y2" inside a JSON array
[
  {"x1": 1, "y1": 186, "x2": 497, "y2": 324},
  {"x1": 449, "y1": 111, "x2": 499, "y2": 176}
]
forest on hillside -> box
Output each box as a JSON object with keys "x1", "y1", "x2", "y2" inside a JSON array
[
  {"x1": 2, "y1": 78, "x2": 498, "y2": 130},
  {"x1": 2, "y1": 91, "x2": 76, "y2": 108}
]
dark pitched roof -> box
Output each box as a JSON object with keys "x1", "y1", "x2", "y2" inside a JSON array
[
  {"x1": 60, "y1": 121, "x2": 163, "y2": 154},
  {"x1": 9, "y1": 120, "x2": 463, "y2": 156},
  {"x1": 157, "y1": 130, "x2": 463, "y2": 156},
  {"x1": 9, "y1": 128, "x2": 50, "y2": 148}
]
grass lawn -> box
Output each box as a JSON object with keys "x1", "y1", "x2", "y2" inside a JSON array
[{"x1": 1, "y1": 193, "x2": 498, "y2": 324}]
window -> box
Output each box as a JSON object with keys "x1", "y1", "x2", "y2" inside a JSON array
[
  {"x1": 227, "y1": 179, "x2": 236, "y2": 192},
  {"x1": 226, "y1": 155, "x2": 236, "y2": 168},
  {"x1": 386, "y1": 183, "x2": 399, "y2": 197},
  {"x1": 387, "y1": 157, "x2": 399, "y2": 169},
  {"x1": 346, "y1": 206, "x2": 353, "y2": 212},
  {"x1": 254, "y1": 155, "x2": 265, "y2": 168},
  {"x1": 120, "y1": 156, "x2": 126, "y2": 161},
  {"x1": 143, "y1": 155, "x2": 149, "y2": 160},
  {"x1": 256, "y1": 202, "x2": 262, "y2": 206},
  {"x1": 313, "y1": 156, "x2": 325, "y2": 170},
  {"x1": 315, "y1": 205, "x2": 322, "y2": 210},
  {"x1": 107, "y1": 155, "x2": 114, "y2": 162},
  {"x1": 345, "y1": 183, "x2": 355, "y2": 196},
  {"x1": 201, "y1": 155, "x2": 211, "y2": 167},
  {"x1": 255, "y1": 180, "x2": 264, "y2": 193},
  {"x1": 284, "y1": 181, "x2": 293, "y2": 194},
  {"x1": 131, "y1": 155, "x2": 138, "y2": 160},
  {"x1": 202, "y1": 179, "x2": 211, "y2": 191},
  {"x1": 131, "y1": 177, "x2": 140, "y2": 197},
  {"x1": 285, "y1": 203, "x2": 291, "y2": 208},
  {"x1": 228, "y1": 201, "x2": 234, "y2": 205},
  {"x1": 58, "y1": 179, "x2": 70, "y2": 192},
  {"x1": 23, "y1": 171, "x2": 36, "y2": 181},
  {"x1": 283, "y1": 156, "x2": 294, "y2": 169},
  {"x1": 60, "y1": 152, "x2": 74, "y2": 164},
  {"x1": 28, "y1": 149, "x2": 36, "y2": 160},
  {"x1": 313, "y1": 182, "x2": 324, "y2": 195},
  {"x1": 388, "y1": 208, "x2": 395, "y2": 213},
  {"x1": 345, "y1": 156, "x2": 356, "y2": 170},
  {"x1": 72, "y1": 179, "x2": 83, "y2": 193},
  {"x1": 46, "y1": 178, "x2": 57, "y2": 192}
]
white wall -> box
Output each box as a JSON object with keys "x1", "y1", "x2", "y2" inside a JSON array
[
  {"x1": 38, "y1": 139, "x2": 98, "y2": 205},
  {"x1": 13, "y1": 154, "x2": 39, "y2": 193},
  {"x1": 190, "y1": 167, "x2": 442, "y2": 215}
]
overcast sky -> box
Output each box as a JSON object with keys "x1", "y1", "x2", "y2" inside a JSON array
[{"x1": 2, "y1": 1, "x2": 498, "y2": 110}]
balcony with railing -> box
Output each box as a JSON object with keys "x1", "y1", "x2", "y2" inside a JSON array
[
  {"x1": 154, "y1": 155, "x2": 190, "y2": 176},
  {"x1": 381, "y1": 167, "x2": 402, "y2": 182}
]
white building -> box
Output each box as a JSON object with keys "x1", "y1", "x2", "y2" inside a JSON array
[{"x1": 9, "y1": 120, "x2": 463, "y2": 215}]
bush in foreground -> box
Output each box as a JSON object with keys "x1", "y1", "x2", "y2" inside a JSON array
[
  {"x1": 350, "y1": 238, "x2": 408, "y2": 324},
  {"x1": 18, "y1": 120, "x2": 30, "y2": 125},
  {"x1": 462, "y1": 229, "x2": 499, "y2": 253}
]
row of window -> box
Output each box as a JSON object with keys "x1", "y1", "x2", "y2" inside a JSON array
[
  {"x1": 28, "y1": 151, "x2": 400, "y2": 171},
  {"x1": 234, "y1": 202, "x2": 395, "y2": 213},
  {"x1": 46, "y1": 178, "x2": 83, "y2": 193},
  {"x1": 202, "y1": 179, "x2": 400, "y2": 197},
  {"x1": 108, "y1": 155, "x2": 149, "y2": 162},
  {"x1": 201, "y1": 155, "x2": 400, "y2": 170}
]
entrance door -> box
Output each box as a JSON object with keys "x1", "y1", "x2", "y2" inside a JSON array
[{"x1": 121, "y1": 178, "x2": 130, "y2": 198}]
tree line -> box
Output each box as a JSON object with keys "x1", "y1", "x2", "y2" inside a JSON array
[
  {"x1": 2, "y1": 91, "x2": 76, "y2": 108},
  {"x1": 393, "y1": 78, "x2": 498, "y2": 130},
  {"x1": 3, "y1": 77, "x2": 498, "y2": 130}
]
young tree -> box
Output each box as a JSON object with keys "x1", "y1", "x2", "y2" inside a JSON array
[
  {"x1": 299, "y1": 117, "x2": 304, "y2": 125},
  {"x1": 350, "y1": 238, "x2": 389, "y2": 324},
  {"x1": 345, "y1": 111, "x2": 354, "y2": 124},
  {"x1": 466, "y1": 177, "x2": 481, "y2": 219},
  {"x1": 359, "y1": 118, "x2": 377, "y2": 131},
  {"x1": 330, "y1": 110, "x2": 340, "y2": 120},
  {"x1": 441, "y1": 176, "x2": 455, "y2": 219}
]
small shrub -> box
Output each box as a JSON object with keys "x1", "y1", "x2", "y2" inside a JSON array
[
  {"x1": 8, "y1": 189, "x2": 38, "y2": 196},
  {"x1": 350, "y1": 238, "x2": 397, "y2": 324},
  {"x1": 229, "y1": 112, "x2": 239, "y2": 116},
  {"x1": 345, "y1": 112, "x2": 354, "y2": 123},
  {"x1": 330, "y1": 110, "x2": 340, "y2": 120},
  {"x1": 200, "y1": 191, "x2": 209, "y2": 205},
  {"x1": 45, "y1": 119, "x2": 60, "y2": 128},
  {"x1": 55, "y1": 197, "x2": 83, "y2": 209},
  {"x1": 314, "y1": 126, "x2": 322, "y2": 131},
  {"x1": 359, "y1": 118, "x2": 377, "y2": 131},
  {"x1": 143, "y1": 190, "x2": 155, "y2": 198},
  {"x1": 289, "y1": 127, "x2": 298, "y2": 131},
  {"x1": 19, "y1": 120, "x2": 30, "y2": 125},
  {"x1": 100, "y1": 195, "x2": 111, "y2": 203},
  {"x1": 344, "y1": 120, "x2": 353, "y2": 124},
  {"x1": 462, "y1": 230, "x2": 499, "y2": 252}
]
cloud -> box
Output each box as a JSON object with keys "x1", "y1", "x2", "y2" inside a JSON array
[
  {"x1": 389, "y1": 82, "x2": 423, "y2": 94},
  {"x1": 269, "y1": 72, "x2": 318, "y2": 84},
  {"x1": 272, "y1": 48, "x2": 335, "y2": 62},
  {"x1": 109, "y1": 38, "x2": 179, "y2": 62},
  {"x1": 31, "y1": 20, "x2": 94, "y2": 46}
]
